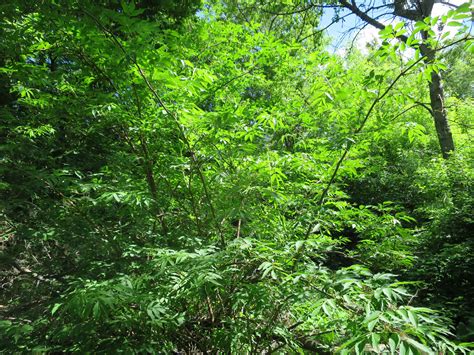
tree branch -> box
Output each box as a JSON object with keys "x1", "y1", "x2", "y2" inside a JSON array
[{"x1": 82, "y1": 9, "x2": 226, "y2": 247}]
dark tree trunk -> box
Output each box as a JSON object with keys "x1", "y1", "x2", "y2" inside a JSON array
[
  {"x1": 427, "y1": 70, "x2": 455, "y2": 158},
  {"x1": 399, "y1": 0, "x2": 455, "y2": 158},
  {"x1": 419, "y1": 26, "x2": 456, "y2": 158},
  {"x1": 339, "y1": 0, "x2": 456, "y2": 159}
]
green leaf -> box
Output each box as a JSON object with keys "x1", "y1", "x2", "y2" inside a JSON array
[
  {"x1": 407, "y1": 310, "x2": 418, "y2": 327},
  {"x1": 404, "y1": 337, "x2": 432, "y2": 353},
  {"x1": 93, "y1": 302, "x2": 100, "y2": 318},
  {"x1": 371, "y1": 333, "x2": 381, "y2": 351},
  {"x1": 389, "y1": 335, "x2": 400, "y2": 354},
  {"x1": 295, "y1": 240, "x2": 304, "y2": 252},
  {"x1": 51, "y1": 303, "x2": 62, "y2": 315},
  {"x1": 368, "y1": 318, "x2": 378, "y2": 332}
]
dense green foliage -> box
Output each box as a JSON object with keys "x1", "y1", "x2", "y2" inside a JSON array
[{"x1": 1, "y1": 0, "x2": 473, "y2": 353}]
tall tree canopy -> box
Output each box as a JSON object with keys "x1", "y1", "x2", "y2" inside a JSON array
[{"x1": 1, "y1": 0, "x2": 473, "y2": 353}]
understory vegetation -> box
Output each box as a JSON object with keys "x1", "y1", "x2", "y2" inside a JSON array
[{"x1": 1, "y1": 0, "x2": 473, "y2": 353}]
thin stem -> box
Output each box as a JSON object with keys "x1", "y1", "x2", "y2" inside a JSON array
[{"x1": 83, "y1": 9, "x2": 226, "y2": 247}]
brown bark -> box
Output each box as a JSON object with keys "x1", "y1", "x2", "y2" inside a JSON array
[
  {"x1": 419, "y1": 33, "x2": 455, "y2": 158},
  {"x1": 427, "y1": 65, "x2": 455, "y2": 158},
  {"x1": 395, "y1": 0, "x2": 455, "y2": 158}
]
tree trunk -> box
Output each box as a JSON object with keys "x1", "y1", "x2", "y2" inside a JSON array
[
  {"x1": 338, "y1": 0, "x2": 456, "y2": 159},
  {"x1": 420, "y1": 28, "x2": 455, "y2": 159},
  {"x1": 427, "y1": 70, "x2": 455, "y2": 158}
]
